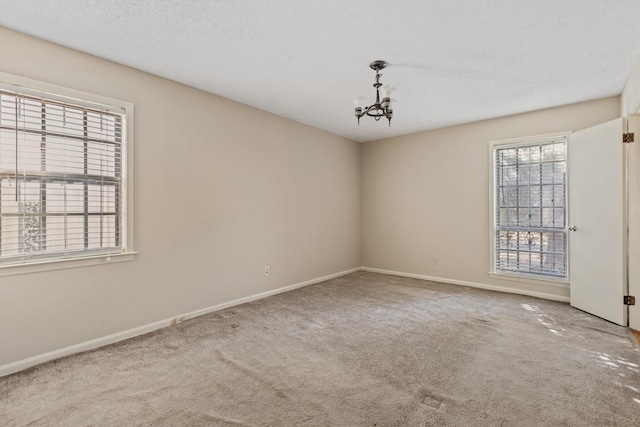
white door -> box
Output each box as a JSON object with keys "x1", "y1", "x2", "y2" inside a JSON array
[{"x1": 569, "y1": 118, "x2": 625, "y2": 325}]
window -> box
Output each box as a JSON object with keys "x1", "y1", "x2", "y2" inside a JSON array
[
  {"x1": 491, "y1": 134, "x2": 568, "y2": 280},
  {"x1": 0, "y1": 74, "x2": 133, "y2": 273}
]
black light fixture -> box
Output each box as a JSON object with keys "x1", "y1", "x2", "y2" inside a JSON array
[{"x1": 354, "y1": 60, "x2": 396, "y2": 126}]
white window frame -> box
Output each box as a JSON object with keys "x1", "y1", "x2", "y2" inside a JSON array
[
  {"x1": 488, "y1": 132, "x2": 570, "y2": 286},
  {"x1": 0, "y1": 72, "x2": 135, "y2": 276}
]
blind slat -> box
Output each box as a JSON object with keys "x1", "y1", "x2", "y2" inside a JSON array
[
  {"x1": 0, "y1": 88, "x2": 125, "y2": 264},
  {"x1": 494, "y1": 139, "x2": 567, "y2": 278}
]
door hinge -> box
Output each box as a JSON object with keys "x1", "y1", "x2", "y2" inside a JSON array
[
  {"x1": 624, "y1": 295, "x2": 635, "y2": 305},
  {"x1": 623, "y1": 132, "x2": 634, "y2": 143}
]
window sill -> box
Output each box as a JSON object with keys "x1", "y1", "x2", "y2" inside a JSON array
[
  {"x1": 488, "y1": 272, "x2": 569, "y2": 288},
  {"x1": 0, "y1": 252, "x2": 137, "y2": 277}
]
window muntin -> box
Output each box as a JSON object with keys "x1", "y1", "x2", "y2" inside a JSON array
[
  {"x1": 494, "y1": 138, "x2": 567, "y2": 278},
  {"x1": 0, "y1": 89, "x2": 125, "y2": 266}
]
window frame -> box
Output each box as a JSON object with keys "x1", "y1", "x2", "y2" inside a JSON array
[
  {"x1": 488, "y1": 132, "x2": 570, "y2": 286},
  {"x1": 0, "y1": 72, "x2": 135, "y2": 276}
]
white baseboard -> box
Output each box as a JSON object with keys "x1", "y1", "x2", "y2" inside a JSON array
[
  {"x1": 361, "y1": 267, "x2": 571, "y2": 303},
  {"x1": 179, "y1": 267, "x2": 362, "y2": 322},
  {"x1": 1, "y1": 266, "x2": 569, "y2": 377},
  {"x1": 0, "y1": 267, "x2": 361, "y2": 377},
  {"x1": 0, "y1": 318, "x2": 172, "y2": 378}
]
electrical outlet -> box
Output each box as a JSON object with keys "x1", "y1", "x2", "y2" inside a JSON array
[
  {"x1": 433, "y1": 257, "x2": 439, "y2": 266},
  {"x1": 265, "y1": 266, "x2": 270, "y2": 276}
]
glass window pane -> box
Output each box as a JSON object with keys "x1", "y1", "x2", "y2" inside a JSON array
[
  {"x1": 499, "y1": 186, "x2": 517, "y2": 207},
  {"x1": 46, "y1": 103, "x2": 84, "y2": 137},
  {"x1": 529, "y1": 186, "x2": 541, "y2": 207},
  {"x1": 541, "y1": 185, "x2": 554, "y2": 207},
  {"x1": 518, "y1": 164, "x2": 530, "y2": 185},
  {"x1": 541, "y1": 162, "x2": 554, "y2": 184},
  {"x1": 553, "y1": 162, "x2": 565, "y2": 184},
  {"x1": 518, "y1": 208, "x2": 530, "y2": 227},
  {"x1": 518, "y1": 146, "x2": 530, "y2": 164},
  {"x1": 45, "y1": 136, "x2": 85, "y2": 174},
  {"x1": 502, "y1": 148, "x2": 517, "y2": 165},
  {"x1": 553, "y1": 208, "x2": 565, "y2": 228},
  {"x1": 528, "y1": 164, "x2": 540, "y2": 184},
  {"x1": 502, "y1": 165, "x2": 517, "y2": 185},
  {"x1": 518, "y1": 187, "x2": 529, "y2": 207},
  {"x1": 529, "y1": 208, "x2": 541, "y2": 227}
]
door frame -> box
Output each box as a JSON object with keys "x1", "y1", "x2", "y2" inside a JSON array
[{"x1": 626, "y1": 112, "x2": 639, "y2": 330}]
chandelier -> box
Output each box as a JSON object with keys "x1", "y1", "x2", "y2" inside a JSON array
[{"x1": 354, "y1": 60, "x2": 396, "y2": 126}]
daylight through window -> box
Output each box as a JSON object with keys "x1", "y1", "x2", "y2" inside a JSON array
[
  {"x1": 0, "y1": 88, "x2": 126, "y2": 266},
  {"x1": 493, "y1": 137, "x2": 567, "y2": 278}
]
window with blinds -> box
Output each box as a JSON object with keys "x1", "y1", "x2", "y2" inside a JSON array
[
  {"x1": 0, "y1": 87, "x2": 126, "y2": 266},
  {"x1": 493, "y1": 137, "x2": 567, "y2": 278}
]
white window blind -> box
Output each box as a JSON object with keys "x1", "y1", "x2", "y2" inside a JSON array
[
  {"x1": 0, "y1": 88, "x2": 125, "y2": 265},
  {"x1": 494, "y1": 138, "x2": 567, "y2": 278}
]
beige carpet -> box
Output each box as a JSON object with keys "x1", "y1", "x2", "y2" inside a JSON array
[{"x1": 1, "y1": 271, "x2": 639, "y2": 426}]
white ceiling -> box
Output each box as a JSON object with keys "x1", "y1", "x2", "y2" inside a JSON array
[{"x1": 1, "y1": 0, "x2": 639, "y2": 142}]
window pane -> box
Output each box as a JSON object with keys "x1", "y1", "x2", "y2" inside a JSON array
[
  {"x1": 502, "y1": 165, "x2": 517, "y2": 185},
  {"x1": 528, "y1": 164, "x2": 540, "y2": 184},
  {"x1": 45, "y1": 103, "x2": 84, "y2": 138},
  {"x1": 541, "y1": 162, "x2": 554, "y2": 184},
  {"x1": 519, "y1": 164, "x2": 530, "y2": 185},
  {"x1": 17, "y1": 132, "x2": 42, "y2": 172},
  {"x1": 518, "y1": 187, "x2": 530, "y2": 207},
  {"x1": 529, "y1": 208, "x2": 541, "y2": 227},
  {"x1": 65, "y1": 216, "x2": 85, "y2": 251},
  {"x1": 87, "y1": 142, "x2": 117, "y2": 177},
  {"x1": 541, "y1": 144, "x2": 554, "y2": 161},
  {"x1": 518, "y1": 209, "x2": 530, "y2": 227},
  {"x1": 529, "y1": 186, "x2": 540, "y2": 207},
  {"x1": 541, "y1": 185, "x2": 554, "y2": 207},
  {"x1": 502, "y1": 148, "x2": 517, "y2": 165},
  {"x1": 553, "y1": 185, "x2": 564, "y2": 207},
  {"x1": 518, "y1": 146, "x2": 530, "y2": 164},
  {"x1": 498, "y1": 186, "x2": 517, "y2": 207},
  {"x1": 553, "y1": 162, "x2": 565, "y2": 183},
  {"x1": 553, "y1": 208, "x2": 565, "y2": 228},
  {"x1": 541, "y1": 208, "x2": 554, "y2": 228},
  {"x1": 65, "y1": 184, "x2": 85, "y2": 214},
  {"x1": 45, "y1": 137, "x2": 85, "y2": 174},
  {"x1": 46, "y1": 216, "x2": 67, "y2": 252}
]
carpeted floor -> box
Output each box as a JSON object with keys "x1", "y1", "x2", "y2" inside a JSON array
[{"x1": 1, "y1": 271, "x2": 639, "y2": 426}]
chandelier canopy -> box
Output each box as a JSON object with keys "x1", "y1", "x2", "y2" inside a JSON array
[{"x1": 354, "y1": 60, "x2": 396, "y2": 126}]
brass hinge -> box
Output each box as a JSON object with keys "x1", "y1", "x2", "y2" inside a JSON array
[
  {"x1": 624, "y1": 295, "x2": 635, "y2": 305},
  {"x1": 623, "y1": 132, "x2": 634, "y2": 143}
]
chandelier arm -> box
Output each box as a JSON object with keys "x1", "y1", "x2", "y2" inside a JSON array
[
  {"x1": 364, "y1": 104, "x2": 390, "y2": 118},
  {"x1": 365, "y1": 110, "x2": 387, "y2": 118}
]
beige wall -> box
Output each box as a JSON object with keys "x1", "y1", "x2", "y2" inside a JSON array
[
  {"x1": 0, "y1": 28, "x2": 361, "y2": 366},
  {"x1": 621, "y1": 55, "x2": 640, "y2": 329},
  {"x1": 621, "y1": 55, "x2": 640, "y2": 116},
  {"x1": 362, "y1": 97, "x2": 620, "y2": 299}
]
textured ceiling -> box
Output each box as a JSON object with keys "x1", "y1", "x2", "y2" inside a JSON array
[{"x1": 1, "y1": 0, "x2": 639, "y2": 142}]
